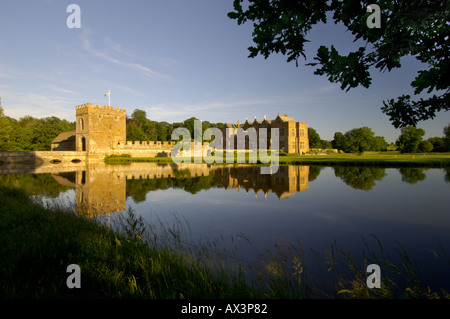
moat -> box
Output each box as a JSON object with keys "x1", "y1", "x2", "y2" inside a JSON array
[{"x1": 1, "y1": 162, "x2": 449, "y2": 289}]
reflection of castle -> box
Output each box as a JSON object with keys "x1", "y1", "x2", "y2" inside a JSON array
[
  {"x1": 214, "y1": 165, "x2": 309, "y2": 200},
  {"x1": 48, "y1": 163, "x2": 310, "y2": 217}
]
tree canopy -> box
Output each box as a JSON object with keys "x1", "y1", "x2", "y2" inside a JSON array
[
  {"x1": 228, "y1": 0, "x2": 449, "y2": 128},
  {"x1": 331, "y1": 126, "x2": 388, "y2": 153},
  {"x1": 126, "y1": 109, "x2": 224, "y2": 143},
  {"x1": 0, "y1": 107, "x2": 75, "y2": 151},
  {"x1": 396, "y1": 125, "x2": 426, "y2": 153}
]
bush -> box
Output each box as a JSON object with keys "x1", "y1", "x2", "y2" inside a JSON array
[{"x1": 417, "y1": 140, "x2": 433, "y2": 153}]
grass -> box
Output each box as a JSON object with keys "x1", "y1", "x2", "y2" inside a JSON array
[
  {"x1": 105, "y1": 151, "x2": 450, "y2": 168},
  {"x1": 1, "y1": 186, "x2": 449, "y2": 299}
]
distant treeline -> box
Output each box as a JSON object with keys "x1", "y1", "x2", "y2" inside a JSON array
[
  {"x1": 0, "y1": 107, "x2": 75, "y2": 151},
  {"x1": 0, "y1": 107, "x2": 224, "y2": 151},
  {"x1": 309, "y1": 124, "x2": 450, "y2": 154},
  {"x1": 1, "y1": 106, "x2": 448, "y2": 153},
  {"x1": 126, "y1": 109, "x2": 224, "y2": 142}
]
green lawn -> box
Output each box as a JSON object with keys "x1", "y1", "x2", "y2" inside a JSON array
[{"x1": 105, "y1": 151, "x2": 450, "y2": 167}]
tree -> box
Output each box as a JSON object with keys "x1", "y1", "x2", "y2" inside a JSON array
[
  {"x1": 126, "y1": 119, "x2": 147, "y2": 142},
  {"x1": 0, "y1": 107, "x2": 13, "y2": 151},
  {"x1": 427, "y1": 137, "x2": 446, "y2": 152},
  {"x1": 444, "y1": 123, "x2": 450, "y2": 151},
  {"x1": 228, "y1": 0, "x2": 449, "y2": 128},
  {"x1": 308, "y1": 127, "x2": 321, "y2": 148},
  {"x1": 332, "y1": 132, "x2": 345, "y2": 151},
  {"x1": 396, "y1": 125, "x2": 425, "y2": 153},
  {"x1": 417, "y1": 140, "x2": 433, "y2": 152},
  {"x1": 370, "y1": 136, "x2": 388, "y2": 151},
  {"x1": 343, "y1": 126, "x2": 376, "y2": 154}
]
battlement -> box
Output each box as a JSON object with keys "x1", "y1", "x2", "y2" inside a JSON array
[
  {"x1": 76, "y1": 103, "x2": 126, "y2": 113},
  {"x1": 117, "y1": 141, "x2": 177, "y2": 147}
]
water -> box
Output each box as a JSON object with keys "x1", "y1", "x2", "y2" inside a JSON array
[{"x1": 1, "y1": 162, "x2": 449, "y2": 289}]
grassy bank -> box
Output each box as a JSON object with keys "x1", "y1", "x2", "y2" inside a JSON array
[
  {"x1": 105, "y1": 152, "x2": 450, "y2": 168},
  {"x1": 1, "y1": 186, "x2": 449, "y2": 299}
]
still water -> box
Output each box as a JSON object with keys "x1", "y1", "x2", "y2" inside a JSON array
[{"x1": 1, "y1": 162, "x2": 449, "y2": 288}]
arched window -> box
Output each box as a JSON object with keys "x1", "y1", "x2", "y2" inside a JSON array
[
  {"x1": 79, "y1": 118, "x2": 84, "y2": 130},
  {"x1": 81, "y1": 137, "x2": 86, "y2": 151}
]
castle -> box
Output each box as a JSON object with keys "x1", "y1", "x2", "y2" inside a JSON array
[
  {"x1": 222, "y1": 113, "x2": 309, "y2": 154},
  {"x1": 51, "y1": 103, "x2": 175, "y2": 157},
  {"x1": 51, "y1": 104, "x2": 309, "y2": 157}
]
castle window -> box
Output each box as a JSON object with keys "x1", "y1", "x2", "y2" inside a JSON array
[
  {"x1": 300, "y1": 141, "x2": 306, "y2": 149},
  {"x1": 299, "y1": 128, "x2": 305, "y2": 137},
  {"x1": 291, "y1": 128, "x2": 296, "y2": 136},
  {"x1": 79, "y1": 118, "x2": 84, "y2": 130}
]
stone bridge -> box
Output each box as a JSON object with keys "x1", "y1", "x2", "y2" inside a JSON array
[{"x1": 0, "y1": 151, "x2": 91, "y2": 173}]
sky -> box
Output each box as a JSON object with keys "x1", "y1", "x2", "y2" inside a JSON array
[{"x1": 0, "y1": 0, "x2": 448, "y2": 143}]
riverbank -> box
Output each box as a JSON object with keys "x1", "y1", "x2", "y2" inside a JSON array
[
  {"x1": 1, "y1": 186, "x2": 449, "y2": 299},
  {"x1": 105, "y1": 152, "x2": 450, "y2": 168}
]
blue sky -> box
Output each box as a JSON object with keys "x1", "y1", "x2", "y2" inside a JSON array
[{"x1": 0, "y1": 0, "x2": 448, "y2": 143}]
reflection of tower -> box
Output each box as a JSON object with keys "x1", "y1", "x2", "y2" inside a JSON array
[{"x1": 75, "y1": 166, "x2": 126, "y2": 217}]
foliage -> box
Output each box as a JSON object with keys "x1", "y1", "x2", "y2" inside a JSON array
[
  {"x1": 444, "y1": 123, "x2": 450, "y2": 151},
  {"x1": 0, "y1": 107, "x2": 75, "y2": 151},
  {"x1": 126, "y1": 109, "x2": 224, "y2": 142},
  {"x1": 228, "y1": 0, "x2": 450, "y2": 128},
  {"x1": 417, "y1": 140, "x2": 434, "y2": 153},
  {"x1": 396, "y1": 125, "x2": 426, "y2": 153},
  {"x1": 331, "y1": 127, "x2": 387, "y2": 154},
  {"x1": 308, "y1": 127, "x2": 321, "y2": 148}
]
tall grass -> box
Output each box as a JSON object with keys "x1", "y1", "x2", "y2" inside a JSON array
[{"x1": 1, "y1": 186, "x2": 449, "y2": 299}]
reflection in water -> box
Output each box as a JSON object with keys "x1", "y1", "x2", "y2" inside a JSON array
[
  {"x1": 0, "y1": 163, "x2": 447, "y2": 217},
  {"x1": 444, "y1": 168, "x2": 450, "y2": 184},
  {"x1": 213, "y1": 165, "x2": 309, "y2": 200},
  {"x1": 0, "y1": 163, "x2": 311, "y2": 217},
  {"x1": 398, "y1": 168, "x2": 427, "y2": 184},
  {"x1": 334, "y1": 167, "x2": 386, "y2": 191}
]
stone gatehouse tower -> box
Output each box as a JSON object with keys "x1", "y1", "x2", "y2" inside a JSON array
[{"x1": 75, "y1": 103, "x2": 126, "y2": 153}]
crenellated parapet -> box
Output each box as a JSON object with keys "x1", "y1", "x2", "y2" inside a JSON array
[
  {"x1": 116, "y1": 141, "x2": 176, "y2": 150},
  {"x1": 75, "y1": 103, "x2": 126, "y2": 113}
]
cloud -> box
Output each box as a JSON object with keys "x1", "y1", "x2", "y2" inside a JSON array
[
  {"x1": 48, "y1": 84, "x2": 78, "y2": 95},
  {"x1": 79, "y1": 29, "x2": 169, "y2": 80},
  {"x1": 3, "y1": 93, "x2": 77, "y2": 120}
]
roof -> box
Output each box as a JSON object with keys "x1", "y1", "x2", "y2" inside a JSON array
[{"x1": 51, "y1": 130, "x2": 76, "y2": 144}]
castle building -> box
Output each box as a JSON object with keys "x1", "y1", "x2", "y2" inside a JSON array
[
  {"x1": 75, "y1": 103, "x2": 126, "y2": 153},
  {"x1": 51, "y1": 105, "x2": 309, "y2": 157},
  {"x1": 51, "y1": 103, "x2": 126, "y2": 152},
  {"x1": 222, "y1": 113, "x2": 309, "y2": 154},
  {"x1": 51, "y1": 103, "x2": 174, "y2": 157}
]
